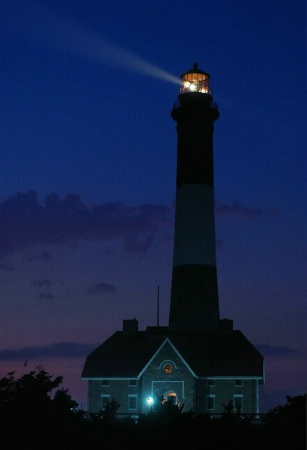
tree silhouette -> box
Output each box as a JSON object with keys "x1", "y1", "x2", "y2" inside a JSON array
[
  {"x1": 99, "y1": 397, "x2": 120, "y2": 424},
  {"x1": 0, "y1": 368, "x2": 89, "y2": 450},
  {"x1": 263, "y1": 394, "x2": 306, "y2": 450},
  {"x1": 1, "y1": 369, "x2": 306, "y2": 450}
]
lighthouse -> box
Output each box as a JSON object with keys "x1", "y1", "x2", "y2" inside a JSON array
[
  {"x1": 169, "y1": 63, "x2": 220, "y2": 333},
  {"x1": 82, "y1": 64, "x2": 264, "y2": 416}
]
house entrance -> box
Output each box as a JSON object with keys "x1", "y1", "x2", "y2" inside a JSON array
[{"x1": 163, "y1": 391, "x2": 177, "y2": 405}]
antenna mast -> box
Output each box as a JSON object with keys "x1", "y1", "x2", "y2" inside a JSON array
[{"x1": 157, "y1": 285, "x2": 160, "y2": 326}]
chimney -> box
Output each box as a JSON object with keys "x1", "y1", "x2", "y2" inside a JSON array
[
  {"x1": 123, "y1": 318, "x2": 138, "y2": 335},
  {"x1": 219, "y1": 319, "x2": 233, "y2": 334}
]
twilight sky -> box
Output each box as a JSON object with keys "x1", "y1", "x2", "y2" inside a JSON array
[{"x1": 1, "y1": 0, "x2": 306, "y2": 412}]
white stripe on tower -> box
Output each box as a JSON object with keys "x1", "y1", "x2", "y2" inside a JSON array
[{"x1": 172, "y1": 184, "x2": 216, "y2": 267}]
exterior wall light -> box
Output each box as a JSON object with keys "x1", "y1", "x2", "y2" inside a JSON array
[{"x1": 147, "y1": 397, "x2": 154, "y2": 405}]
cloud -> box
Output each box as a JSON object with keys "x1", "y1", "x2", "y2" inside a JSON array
[
  {"x1": 86, "y1": 282, "x2": 118, "y2": 296},
  {"x1": 28, "y1": 251, "x2": 53, "y2": 262},
  {"x1": 38, "y1": 293, "x2": 54, "y2": 301},
  {"x1": 0, "y1": 191, "x2": 173, "y2": 258},
  {"x1": 122, "y1": 235, "x2": 154, "y2": 255},
  {"x1": 0, "y1": 262, "x2": 15, "y2": 271},
  {"x1": 216, "y1": 200, "x2": 279, "y2": 220},
  {"x1": 0, "y1": 342, "x2": 97, "y2": 361},
  {"x1": 1, "y1": 192, "x2": 277, "y2": 260},
  {"x1": 32, "y1": 279, "x2": 53, "y2": 288},
  {"x1": 255, "y1": 344, "x2": 303, "y2": 356}
]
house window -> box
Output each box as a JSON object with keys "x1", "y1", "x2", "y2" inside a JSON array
[
  {"x1": 163, "y1": 363, "x2": 174, "y2": 374},
  {"x1": 206, "y1": 395, "x2": 215, "y2": 410},
  {"x1": 207, "y1": 379, "x2": 215, "y2": 386},
  {"x1": 129, "y1": 379, "x2": 137, "y2": 386},
  {"x1": 235, "y1": 379, "x2": 243, "y2": 386},
  {"x1": 234, "y1": 395, "x2": 243, "y2": 411},
  {"x1": 128, "y1": 395, "x2": 137, "y2": 410},
  {"x1": 101, "y1": 380, "x2": 109, "y2": 386},
  {"x1": 101, "y1": 395, "x2": 110, "y2": 410}
]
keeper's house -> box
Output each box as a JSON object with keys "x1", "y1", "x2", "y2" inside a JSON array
[{"x1": 82, "y1": 319, "x2": 264, "y2": 415}]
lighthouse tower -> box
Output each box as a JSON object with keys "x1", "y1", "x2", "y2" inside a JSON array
[
  {"x1": 82, "y1": 64, "x2": 265, "y2": 415},
  {"x1": 169, "y1": 64, "x2": 220, "y2": 333}
]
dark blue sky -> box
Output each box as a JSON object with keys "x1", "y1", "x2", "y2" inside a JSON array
[{"x1": 1, "y1": 0, "x2": 306, "y2": 411}]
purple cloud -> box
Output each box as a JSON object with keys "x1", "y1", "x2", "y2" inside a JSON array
[
  {"x1": 1, "y1": 193, "x2": 277, "y2": 259},
  {"x1": 255, "y1": 344, "x2": 303, "y2": 356},
  {"x1": 38, "y1": 293, "x2": 54, "y2": 301},
  {"x1": 28, "y1": 251, "x2": 53, "y2": 262},
  {"x1": 215, "y1": 200, "x2": 279, "y2": 220},
  {"x1": 31, "y1": 279, "x2": 53, "y2": 288},
  {"x1": 0, "y1": 342, "x2": 97, "y2": 360},
  {"x1": 0, "y1": 191, "x2": 173, "y2": 258},
  {"x1": 0, "y1": 262, "x2": 15, "y2": 271},
  {"x1": 122, "y1": 235, "x2": 154, "y2": 255},
  {"x1": 86, "y1": 282, "x2": 118, "y2": 296}
]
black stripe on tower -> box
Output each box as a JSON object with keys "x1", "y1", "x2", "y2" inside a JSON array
[
  {"x1": 170, "y1": 265, "x2": 220, "y2": 332},
  {"x1": 173, "y1": 94, "x2": 219, "y2": 188}
]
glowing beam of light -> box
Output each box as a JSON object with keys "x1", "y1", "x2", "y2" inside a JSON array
[
  {"x1": 7, "y1": 3, "x2": 181, "y2": 86},
  {"x1": 77, "y1": 35, "x2": 182, "y2": 85}
]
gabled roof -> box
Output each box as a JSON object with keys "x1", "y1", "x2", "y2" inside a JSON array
[
  {"x1": 169, "y1": 330, "x2": 263, "y2": 377},
  {"x1": 137, "y1": 337, "x2": 196, "y2": 378},
  {"x1": 81, "y1": 329, "x2": 167, "y2": 378},
  {"x1": 81, "y1": 327, "x2": 264, "y2": 379}
]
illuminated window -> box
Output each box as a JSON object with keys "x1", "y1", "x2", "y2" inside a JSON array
[
  {"x1": 128, "y1": 395, "x2": 137, "y2": 410},
  {"x1": 234, "y1": 395, "x2": 243, "y2": 411},
  {"x1": 206, "y1": 395, "x2": 215, "y2": 410},
  {"x1": 166, "y1": 392, "x2": 177, "y2": 404},
  {"x1": 163, "y1": 363, "x2": 174, "y2": 374}
]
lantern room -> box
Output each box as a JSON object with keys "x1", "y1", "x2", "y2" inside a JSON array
[{"x1": 180, "y1": 63, "x2": 211, "y2": 94}]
